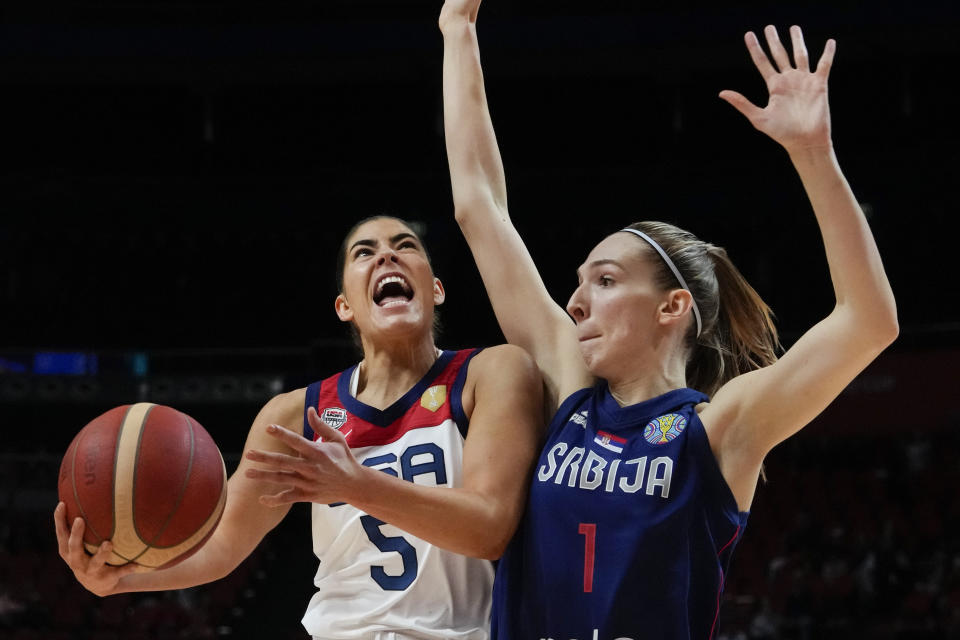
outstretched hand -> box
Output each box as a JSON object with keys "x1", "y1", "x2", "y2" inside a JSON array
[
  {"x1": 720, "y1": 25, "x2": 836, "y2": 154},
  {"x1": 439, "y1": 0, "x2": 481, "y2": 31},
  {"x1": 245, "y1": 407, "x2": 366, "y2": 507}
]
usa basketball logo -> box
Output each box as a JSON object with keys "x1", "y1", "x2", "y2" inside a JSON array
[
  {"x1": 321, "y1": 408, "x2": 348, "y2": 430},
  {"x1": 643, "y1": 413, "x2": 687, "y2": 445}
]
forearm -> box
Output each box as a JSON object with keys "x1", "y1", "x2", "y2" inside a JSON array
[
  {"x1": 789, "y1": 146, "x2": 898, "y2": 340},
  {"x1": 441, "y1": 18, "x2": 509, "y2": 222},
  {"x1": 112, "y1": 530, "x2": 240, "y2": 594},
  {"x1": 113, "y1": 475, "x2": 289, "y2": 594},
  {"x1": 111, "y1": 495, "x2": 271, "y2": 594},
  {"x1": 345, "y1": 466, "x2": 516, "y2": 560}
]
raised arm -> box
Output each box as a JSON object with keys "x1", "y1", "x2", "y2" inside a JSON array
[
  {"x1": 55, "y1": 391, "x2": 305, "y2": 596},
  {"x1": 246, "y1": 345, "x2": 543, "y2": 560},
  {"x1": 704, "y1": 26, "x2": 898, "y2": 509},
  {"x1": 440, "y1": 0, "x2": 590, "y2": 408}
]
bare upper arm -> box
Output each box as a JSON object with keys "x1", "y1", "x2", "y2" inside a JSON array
[
  {"x1": 215, "y1": 389, "x2": 306, "y2": 559},
  {"x1": 700, "y1": 307, "x2": 896, "y2": 509},
  {"x1": 457, "y1": 208, "x2": 593, "y2": 409},
  {"x1": 457, "y1": 345, "x2": 544, "y2": 527}
]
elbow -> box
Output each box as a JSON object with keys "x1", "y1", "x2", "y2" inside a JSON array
[
  {"x1": 481, "y1": 527, "x2": 515, "y2": 560},
  {"x1": 857, "y1": 305, "x2": 900, "y2": 353},
  {"x1": 871, "y1": 298, "x2": 900, "y2": 350},
  {"x1": 838, "y1": 296, "x2": 899, "y2": 353},
  {"x1": 880, "y1": 308, "x2": 900, "y2": 346},
  {"x1": 453, "y1": 204, "x2": 472, "y2": 227},
  {"x1": 452, "y1": 199, "x2": 485, "y2": 227},
  {"x1": 472, "y1": 535, "x2": 511, "y2": 561},
  {"x1": 462, "y1": 504, "x2": 518, "y2": 561},
  {"x1": 474, "y1": 507, "x2": 524, "y2": 560},
  {"x1": 452, "y1": 192, "x2": 507, "y2": 228}
]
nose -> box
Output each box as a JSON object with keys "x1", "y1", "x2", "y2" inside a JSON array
[
  {"x1": 376, "y1": 247, "x2": 400, "y2": 265},
  {"x1": 566, "y1": 284, "x2": 587, "y2": 323}
]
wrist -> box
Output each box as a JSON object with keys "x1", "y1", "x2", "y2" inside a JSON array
[
  {"x1": 787, "y1": 142, "x2": 836, "y2": 167},
  {"x1": 344, "y1": 464, "x2": 379, "y2": 508}
]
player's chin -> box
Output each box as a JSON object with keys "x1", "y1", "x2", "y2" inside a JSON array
[
  {"x1": 370, "y1": 304, "x2": 428, "y2": 333},
  {"x1": 578, "y1": 342, "x2": 610, "y2": 378}
]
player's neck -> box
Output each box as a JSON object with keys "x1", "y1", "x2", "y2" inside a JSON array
[
  {"x1": 600, "y1": 328, "x2": 690, "y2": 406},
  {"x1": 605, "y1": 356, "x2": 687, "y2": 408},
  {"x1": 354, "y1": 339, "x2": 441, "y2": 410}
]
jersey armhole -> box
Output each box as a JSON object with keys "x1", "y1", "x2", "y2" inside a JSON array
[
  {"x1": 547, "y1": 387, "x2": 595, "y2": 436},
  {"x1": 450, "y1": 348, "x2": 484, "y2": 439},
  {"x1": 303, "y1": 380, "x2": 322, "y2": 442},
  {"x1": 689, "y1": 415, "x2": 749, "y2": 522}
]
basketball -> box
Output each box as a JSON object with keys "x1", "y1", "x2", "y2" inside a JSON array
[{"x1": 57, "y1": 402, "x2": 227, "y2": 569}]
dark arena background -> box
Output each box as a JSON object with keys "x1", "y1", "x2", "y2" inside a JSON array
[{"x1": 2, "y1": 1, "x2": 958, "y2": 638}]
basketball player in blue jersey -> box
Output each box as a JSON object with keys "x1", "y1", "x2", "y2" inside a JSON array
[
  {"x1": 55, "y1": 215, "x2": 544, "y2": 639},
  {"x1": 441, "y1": 1, "x2": 898, "y2": 638}
]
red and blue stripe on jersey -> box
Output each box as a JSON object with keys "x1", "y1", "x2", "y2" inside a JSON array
[{"x1": 303, "y1": 349, "x2": 479, "y2": 447}]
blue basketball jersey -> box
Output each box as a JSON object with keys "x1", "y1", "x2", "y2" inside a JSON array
[{"x1": 492, "y1": 385, "x2": 748, "y2": 640}]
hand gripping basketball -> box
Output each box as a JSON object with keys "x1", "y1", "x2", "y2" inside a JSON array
[
  {"x1": 54, "y1": 502, "x2": 145, "y2": 597},
  {"x1": 245, "y1": 407, "x2": 366, "y2": 507},
  {"x1": 55, "y1": 403, "x2": 227, "y2": 595}
]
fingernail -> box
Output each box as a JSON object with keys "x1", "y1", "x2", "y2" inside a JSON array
[{"x1": 266, "y1": 424, "x2": 278, "y2": 433}]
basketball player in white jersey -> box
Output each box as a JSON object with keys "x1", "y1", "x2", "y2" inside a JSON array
[{"x1": 55, "y1": 215, "x2": 543, "y2": 639}]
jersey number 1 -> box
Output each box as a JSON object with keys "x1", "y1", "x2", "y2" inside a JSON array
[{"x1": 578, "y1": 523, "x2": 596, "y2": 593}]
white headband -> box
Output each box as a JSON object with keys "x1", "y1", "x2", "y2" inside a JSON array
[{"x1": 620, "y1": 227, "x2": 702, "y2": 338}]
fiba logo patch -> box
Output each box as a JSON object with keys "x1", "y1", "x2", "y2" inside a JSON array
[
  {"x1": 643, "y1": 413, "x2": 687, "y2": 445},
  {"x1": 321, "y1": 408, "x2": 348, "y2": 430},
  {"x1": 420, "y1": 385, "x2": 446, "y2": 412}
]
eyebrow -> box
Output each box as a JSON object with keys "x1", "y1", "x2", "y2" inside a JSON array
[
  {"x1": 348, "y1": 232, "x2": 419, "y2": 255},
  {"x1": 576, "y1": 258, "x2": 626, "y2": 277}
]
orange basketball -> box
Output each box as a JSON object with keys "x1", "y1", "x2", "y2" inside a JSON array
[{"x1": 58, "y1": 403, "x2": 227, "y2": 568}]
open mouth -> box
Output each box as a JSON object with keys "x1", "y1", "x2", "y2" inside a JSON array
[{"x1": 373, "y1": 274, "x2": 414, "y2": 307}]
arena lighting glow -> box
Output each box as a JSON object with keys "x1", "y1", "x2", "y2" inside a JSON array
[
  {"x1": 0, "y1": 357, "x2": 27, "y2": 373},
  {"x1": 32, "y1": 352, "x2": 98, "y2": 376}
]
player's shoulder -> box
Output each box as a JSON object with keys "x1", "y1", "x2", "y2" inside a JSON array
[
  {"x1": 255, "y1": 387, "x2": 307, "y2": 434},
  {"x1": 467, "y1": 344, "x2": 539, "y2": 383}
]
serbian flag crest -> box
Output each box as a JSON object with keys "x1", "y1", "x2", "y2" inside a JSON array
[{"x1": 594, "y1": 430, "x2": 626, "y2": 453}]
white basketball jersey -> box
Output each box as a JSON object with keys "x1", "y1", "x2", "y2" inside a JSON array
[{"x1": 300, "y1": 350, "x2": 493, "y2": 639}]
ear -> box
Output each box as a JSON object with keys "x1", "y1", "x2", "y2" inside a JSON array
[
  {"x1": 657, "y1": 289, "x2": 694, "y2": 330},
  {"x1": 432, "y1": 277, "x2": 446, "y2": 306},
  {"x1": 335, "y1": 293, "x2": 354, "y2": 323}
]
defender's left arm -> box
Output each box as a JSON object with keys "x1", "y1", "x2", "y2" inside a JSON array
[{"x1": 704, "y1": 26, "x2": 898, "y2": 508}]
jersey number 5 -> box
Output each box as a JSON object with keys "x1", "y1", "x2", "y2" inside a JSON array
[{"x1": 360, "y1": 515, "x2": 418, "y2": 591}]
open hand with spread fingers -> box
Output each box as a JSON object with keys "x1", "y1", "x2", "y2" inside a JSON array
[
  {"x1": 719, "y1": 25, "x2": 836, "y2": 154},
  {"x1": 245, "y1": 407, "x2": 366, "y2": 507}
]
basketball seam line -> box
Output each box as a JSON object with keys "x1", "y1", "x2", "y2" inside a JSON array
[
  {"x1": 109, "y1": 404, "x2": 134, "y2": 544},
  {"x1": 132, "y1": 409, "x2": 196, "y2": 558},
  {"x1": 114, "y1": 403, "x2": 152, "y2": 564}
]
